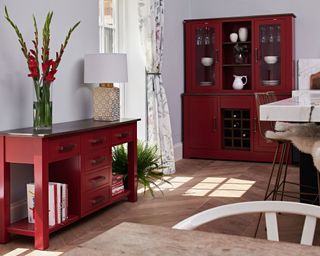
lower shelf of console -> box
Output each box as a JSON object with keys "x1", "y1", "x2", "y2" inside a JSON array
[{"x1": 7, "y1": 190, "x2": 131, "y2": 237}]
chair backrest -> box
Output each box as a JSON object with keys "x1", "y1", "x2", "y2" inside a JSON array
[
  {"x1": 173, "y1": 201, "x2": 320, "y2": 246},
  {"x1": 254, "y1": 91, "x2": 277, "y2": 140}
]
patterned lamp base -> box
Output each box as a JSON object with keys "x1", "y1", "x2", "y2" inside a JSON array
[{"x1": 93, "y1": 87, "x2": 120, "y2": 121}]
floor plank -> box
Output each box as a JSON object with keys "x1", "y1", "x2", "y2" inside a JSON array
[{"x1": 0, "y1": 159, "x2": 318, "y2": 255}]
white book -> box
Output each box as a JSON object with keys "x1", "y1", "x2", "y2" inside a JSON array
[
  {"x1": 48, "y1": 183, "x2": 56, "y2": 226},
  {"x1": 27, "y1": 183, "x2": 35, "y2": 223},
  {"x1": 61, "y1": 183, "x2": 68, "y2": 222},
  {"x1": 50, "y1": 182, "x2": 62, "y2": 224},
  {"x1": 27, "y1": 183, "x2": 56, "y2": 226}
]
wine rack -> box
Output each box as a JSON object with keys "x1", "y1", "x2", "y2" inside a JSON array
[{"x1": 223, "y1": 109, "x2": 250, "y2": 150}]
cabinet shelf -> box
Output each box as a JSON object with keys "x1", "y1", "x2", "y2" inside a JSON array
[
  {"x1": 111, "y1": 189, "x2": 131, "y2": 203},
  {"x1": 7, "y1": 214, "x2": 80, "y2": 237},
  {"x1": 223, "y1": 64, "x2": 251, "y2": 67},
  {"x1": 223, "y1": 41, "x2": 251, "y2": 45}
]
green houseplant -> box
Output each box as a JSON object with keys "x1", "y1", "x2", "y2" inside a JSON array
[{"x1": 112, "y1": 141, "x2": 170, "y2": 197}]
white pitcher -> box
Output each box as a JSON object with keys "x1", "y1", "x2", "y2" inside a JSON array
[{"x1": 232, "y1": 75, "x2": 247, "y2": 90}]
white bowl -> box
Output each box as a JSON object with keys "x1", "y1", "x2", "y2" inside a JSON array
[
  {"x1": 201, "y1": 57, "x2": 213, "y2": 67},
  {"x1": 264, "y1": 56, "x2": 278, "y2": 64}
]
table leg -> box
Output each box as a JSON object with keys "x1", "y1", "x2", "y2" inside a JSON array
[
  {"x1": 300, "y1": 152, "x2": 319, "y2": 204},
  {"x1": 127, "y1": 125, "x2": 138, "y2": 202},
  {"x1": 34, "y1": 154, "x2": 49, "y2": 250},
  {"x1": 0, "y1": 136, "x2": 10, "y2": 243}
]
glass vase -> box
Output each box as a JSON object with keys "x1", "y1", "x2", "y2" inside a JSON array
[{"x1": 33, "y1": 83, "x2": 52, "y2": 130}]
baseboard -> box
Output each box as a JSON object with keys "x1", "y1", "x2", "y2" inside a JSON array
[
  {"x1": 11, "y1": 199, "x2": 27, "y2": 223},
  {"x1": 174, "y1": 142, "x2": 183, "y2": 161}
]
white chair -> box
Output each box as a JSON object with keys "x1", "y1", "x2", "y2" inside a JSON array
[{"x1": 173, "y1": 201, "x2": 320, "y2": 245}]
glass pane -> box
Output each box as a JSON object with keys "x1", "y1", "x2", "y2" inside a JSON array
[
  {"x1": 196, "y1": 26, "x2": 216, "y2": 87},
  {"x1": 259, "y1": 24, "x2": 281, "y2": 87},
  {"x1": 104, "y1": 0, "x2": 114, "y2": 26},
  {"x1": 104, "y1": 27, "x2": 114, "y2": 53}
]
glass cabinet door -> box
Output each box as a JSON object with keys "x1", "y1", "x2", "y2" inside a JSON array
[
  {"x1": 254, "y1": 19, "x2": 286, "y2": 90},
  {"x1": 188, "y1": 22, "x2": 220, "y2": 93}
]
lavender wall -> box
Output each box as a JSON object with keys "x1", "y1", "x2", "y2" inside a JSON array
[
  {"x1": 0, "y1": 0, "x2": 99, "y2": 202},
  {"x1": 166, "y1": 0, "x2": 320, "y2": 146}
]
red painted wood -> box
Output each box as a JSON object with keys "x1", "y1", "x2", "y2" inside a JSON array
[
  {"x1": 128, "y1": 123, "x2": 138, "y2": 202},
  {"x1": 0, "y1": 136, "x2": 10, "y2": 243},
  {"x1": 183, "y1": 95, "x2": 219, "y2": 158},
  {"x1": 7, "y1": 214, "x2": 80, "y2": 236},
  {"x1": 185, "y1": 20, "x2": 221, "y2": 93},
  {"x1": 183, "y1": 14, "x2": 295, "y2": 162},
  {"x1": 0, "y1": 119, "x2": 139, "y2": 249},
  {"x1": 33, "y1": 139, "x2": 49, "y2": 250}
]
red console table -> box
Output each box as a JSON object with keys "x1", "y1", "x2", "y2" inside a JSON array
[{"x1": 0, "y1": 118, "x2": 140, "y2": 249}]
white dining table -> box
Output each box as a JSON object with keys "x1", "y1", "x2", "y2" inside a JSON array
[
  {"x1": 259, "y1": 89, "x2": 320, "y2": 203},
  {"x1": 260, "y1": 90, "x2": 320, "y2": 122},
  {"x1": 63, "y1": 222, "x2": 320, "y2": 256}
]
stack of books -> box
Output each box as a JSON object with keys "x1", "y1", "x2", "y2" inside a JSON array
[
  {"x1": 27, "y1": 182, "x2": 68, "y2": 226},
  {"x1": 112, "y1": 174, "x2": 124, "y2": 196}
]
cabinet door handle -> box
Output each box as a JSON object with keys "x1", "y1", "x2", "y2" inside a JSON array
[
  {"x1": 90, "y1": 196, "x2": 106, "y2": 206},
  {"x1": 213, "y1": 117, "x2": 217, "y2": 130},
  {"x1": 90, "y1": 176, "x2": 106, "y2": 184},
  {"x1": 91, "y1": 156, "x2": 107, "y2": 165},
  {"x1": 255, "y1": 48, "x2": 259, "y2": 63},
  {"x1": 58, "y1": 144, "x2": 76, "y2": 152},
  {"x1": 253, "y1": 118, "x2": 257, "y2": 133},
  {"x1": 215, "y1": 49, "x2": 219, "y2": 63},
  {"x1": 90, "y1": 138, "x2": 104, "y2": 145},
  {"x1": 115, "y1": 133, "x2": 129, "y2": 139}
]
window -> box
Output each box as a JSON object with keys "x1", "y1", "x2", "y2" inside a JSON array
[{"x1": 99, "y1": 0, "x2": 125, "y2": 53}]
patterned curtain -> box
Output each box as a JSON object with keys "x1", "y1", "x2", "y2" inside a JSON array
[{"x1": 138, "y1": 0, "x2": 175, "y2": 174}]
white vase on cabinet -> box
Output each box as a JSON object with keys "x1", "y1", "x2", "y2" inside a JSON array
[{"x1": 238, "y1": 27, "x2": 248, "y2": 42}]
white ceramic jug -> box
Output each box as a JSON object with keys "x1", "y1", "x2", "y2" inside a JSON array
[{"x1": 232, "y1": 75, "x2": 247, "y2": 90}]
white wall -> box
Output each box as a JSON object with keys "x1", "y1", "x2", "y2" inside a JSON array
[
  {"x1": 0, "y1": 0, "x2": 99, "y2": 202},
  {"x1": 189, "y1": 0, "x2": 320, "y2": 58},
  {"x1": 125, "y1": 0, "x2": 146, "y2": 141},
  {"x1": 163, "y1": 0, "x2": 190, "y2": 144}
]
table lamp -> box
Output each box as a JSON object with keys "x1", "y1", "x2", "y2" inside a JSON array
[{"x1": 84, "y1": 53, "x2": 128, "y2": 121}]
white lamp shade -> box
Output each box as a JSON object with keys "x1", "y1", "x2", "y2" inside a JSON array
[{"x1": 84, "y1": 53, "x2": 128, "y2": 84}]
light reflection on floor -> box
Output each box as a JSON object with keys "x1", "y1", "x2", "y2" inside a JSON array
[{"x1": 138, "y1": 175, "x2": 256, "y2": 198}]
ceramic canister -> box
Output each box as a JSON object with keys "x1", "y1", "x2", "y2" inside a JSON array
[{"x1": 238, "y1": 27, "x2": 248, "y2": 42}]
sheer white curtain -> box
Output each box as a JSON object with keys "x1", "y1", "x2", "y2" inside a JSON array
[{"x1": 138, "y1": 0, "x2": 175, "y2": 174}]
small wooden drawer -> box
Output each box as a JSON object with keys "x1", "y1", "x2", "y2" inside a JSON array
[
  {"x1": 84, "y1": 149, "x2": 110, "y2": 171},
  {"x1": 84, "y1": 168, "x2": 110, "y2": 191},
  {"x1": 81, "y1": 130, "x2": 109, "y2": 153},
  {"x1": 48, "y1": 135, "x2": 81, "y2": 162},
  {"x1": 111, "y1": 125, "x2": 133, "y2": 146},
  {"x1": 84, "y1": 186, "x2": 110, "y2": 213}
]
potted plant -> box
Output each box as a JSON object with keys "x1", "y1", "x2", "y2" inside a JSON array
[
  {"x1": 233, "y1": 43, "x2": 248, "y2": 64},
  {"x1": 112, "y1": 141, "x2": 170, "y2": 197}
]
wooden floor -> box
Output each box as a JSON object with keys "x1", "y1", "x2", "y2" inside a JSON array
[{"x1": 1, "y1": 159, "x2": 319, "y2": 255}]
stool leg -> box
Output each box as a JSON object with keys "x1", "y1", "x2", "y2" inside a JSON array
[
  {"x1": 264, "y1": 142, "x2": 281, "y2": 200},
  {"x1": 272, "y1": 142, "x2": 287, "y2": 201},
  {"x1": 317, "y1": 170, "x2": 320, "y2": 205},
  {"x1": 280, "y1": 143, "x2": 291, "y2": 201}
]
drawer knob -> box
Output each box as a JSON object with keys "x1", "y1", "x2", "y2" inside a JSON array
[
  {"x1": 91, "y1": 156, "x2": 107, "y2": 165},
  {"x1": 90, "y1": 196, "x2": 106, "y2": 206},
  {"x1": 58, "y1": 144, "x2": 76, "y2": 152},
  {"x1": 115, "y1": 133, "x2": 128, "y2": 139},
  {"x1": 89, "y1": 138, "x2": 104, "y2": 145}
]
